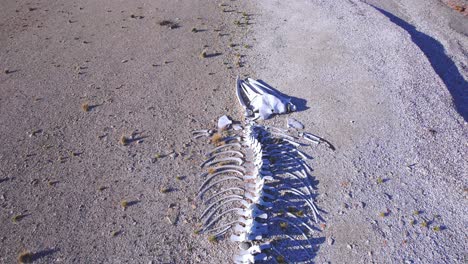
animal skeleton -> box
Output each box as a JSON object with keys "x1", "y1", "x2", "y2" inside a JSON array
[{"x1": 192, "y1": 78, "x2": 324, "y2": 263}]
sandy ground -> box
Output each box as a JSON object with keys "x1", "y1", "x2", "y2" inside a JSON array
[
  {"x1": 0, "y1": 0, "x2": 467, "y2": 263},
  {"x1": 0, "y1": 0, "x2": 253, "y2": 262},
  {"x1": 249, "y1": 0, "x2": 467, "y2": 263}
]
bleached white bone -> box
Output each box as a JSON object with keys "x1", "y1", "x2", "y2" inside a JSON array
[
  {"x1": 204, "y1": 187, "x2": 245, "y2": 205},
  {"x1": 201, "y1": 156, "x2": 244, "y2": 168},
  {"x1": 198, "y1": 176, "x2": 244, "y2": 199},
  {"x1": 205, "y1": 143, "x2": 242, "y2": 157}
]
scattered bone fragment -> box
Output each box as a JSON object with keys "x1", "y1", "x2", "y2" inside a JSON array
[
  {"x1": 287, "y1": 118, "x2": 304, "y2": 129},
  {"x1": 218, "y1": 115, "x2": 232, "y2": 130}
]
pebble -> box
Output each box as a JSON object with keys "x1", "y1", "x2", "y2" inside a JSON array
[
  {"x1": 239, "y1": 242, "x2": 251, "y2": 250},
  {"x1": 166, "y1": 208, "x2": 179, "y2": 225}
]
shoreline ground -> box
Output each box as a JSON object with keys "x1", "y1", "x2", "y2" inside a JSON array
[
  {"x1": 1, "y1": 0, "x2": 467, "y2": 263},
  {"x1": 0, "y1": 0, "x2": 254, "y2": 262},
  {"x1": 249, "y1": 0, "x2": 467, "y2": 263}
]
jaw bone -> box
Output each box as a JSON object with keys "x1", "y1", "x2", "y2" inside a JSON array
[{"x1": 236, "y1": 76, "x2": 297, "y2": 120}]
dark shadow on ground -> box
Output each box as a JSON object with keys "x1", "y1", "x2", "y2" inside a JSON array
[
  {"x1": 372, "y1": 6, "x2": 468, "y2": 121},
  {"x1": 31, "y1": 248, "x2": 60, "y2": 262},
  {"x1": 205, "y1": 52, "x2": 222, "y2": 58}
]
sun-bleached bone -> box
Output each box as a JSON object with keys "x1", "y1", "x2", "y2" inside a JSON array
[
  {"x1": 194, "y1": 118, "x2": 322, "y2": 262},
  {"x1": 236, "y1": 77, "x2": 297, "y2": 120},
  {"x1": 205, "y1": 142, "x2": 243, "y2": 156},
  {"x1": 204, "y1": 187, "x2": 245, "y2": 205},
  {"x1": 200, "y1": 156, "x2": 244, "y2": 168},
  {"x1": 201, "y1": 196, "x2": 245, "y2": 223},
  {"x1": 201, "y1": 208, "x2": 244, "y2": 232},
  {"x1": 205, "y1": 150, "x2": 245, "y2": 160},
  {"x1": 198, "y1": 176, "x2": 244, "y2": 199},
  {"x1": 201, "y1": 194, "x2": 244, "y2": 219}
]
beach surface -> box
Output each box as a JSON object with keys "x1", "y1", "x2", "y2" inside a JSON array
[{"x1": 0, "y1": 0, "x2": 466, "y2": 263}]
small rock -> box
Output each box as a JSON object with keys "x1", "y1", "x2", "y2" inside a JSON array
[
  {"x1": 121, "y1": 59, "x2": 128, "y2": 63},
  {"x1": 347, "y1": 244, "x2": 353, "y2": 249},
  {"x1": 327, "y1": 237, "x2": 334, "y2": 245},
  {"x1": 166, "y1": 208, "x2": 179, "y2": 225}
]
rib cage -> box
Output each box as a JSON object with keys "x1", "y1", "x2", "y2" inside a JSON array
[{"x1": 193, "y1": 122, "x2": 320, "y2": 263}]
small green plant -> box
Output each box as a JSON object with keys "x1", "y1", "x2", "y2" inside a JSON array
[
  {"x1": 18, "y1": 251, "x2": 33, "y2": 263},
  {"x1": 111, "y1": 230, "x2": 120, "y2": 237},
  {"x1": 276, "y1": 255, "x2": 286, "y2": 264},
  {"x1": 211, "y1": 133, "x2": 223, "y2": 145},
  {"x1": 432, "y1": 226, "x2": 441, "y2": 232},
  {"x1": 379, "y1": 212, "x2": 387, "y2": 217},
  {"x1": 279, "y1": 222, "x2": 288, "y2": 230},
  {"x1": 160, "y1": 187, "x2": 171, "y2": 193},
  {"x1": 409, "y1": 219, "x2": 415, "y2": 225},
  {"x1": 12, "y1": 214, "x2": 25, "y2": 223},
  {"x1": 295, "y1": 210, "x2": 304, "y2": 217},
  {"x1": 421, "y1": 220, "x2": 428, "y2": 228},
  {"x1": 120, "y1": 135, "x2": 130, "y2": 145},
  {"x1": 208, "y1": 235, "x2": 218, "y2": 243},
  {"x1": 200, "y1": 50, "x2": 207, "y2": 58},
  {"x1": 193, "y1": 229, "x2": 200, "y2": 235},
  {"x1": 81, "y1": 102, "x2": 90, "y2": 112},
  {"x1": 176, "y1": 175, "x2": 183, "y2": 181},
  {"x1": 120, "y1": 200, "x2": 128, "y2": 210},
  {"x1": 191, "y1": 27, "x2": 197, "y2": 32},
  {"x1": 413, "y1": 210, "x2": 420, "y2": 216},
  {"x1": 376, "y1": 177, "x2": 383, "y2": 184}
]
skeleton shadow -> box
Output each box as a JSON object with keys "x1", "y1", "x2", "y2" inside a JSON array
[{"x1": 256, "y1": 127, "x2": 325, "y2": 263}]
